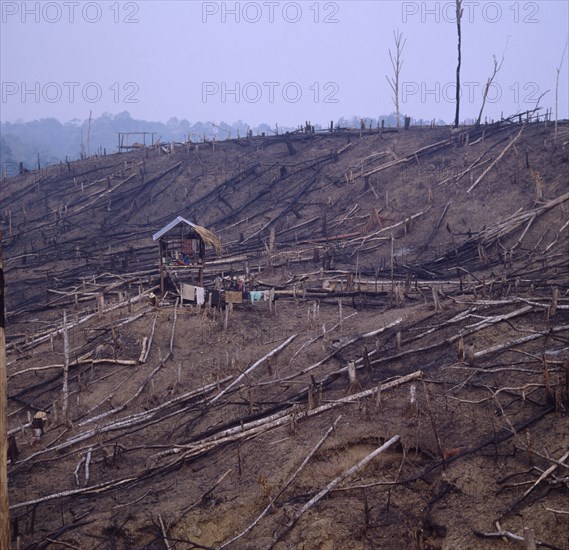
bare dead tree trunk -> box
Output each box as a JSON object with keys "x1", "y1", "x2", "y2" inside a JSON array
[
  {"x1": 87, "y1": 109, "x2": 92, "y2": 158},
  {"x1": 0, "y1": 231, "x2": 11, "y2": 548},
  {"x1": 476, "y1": 42, "x2": 507, "y2": 126},
  {"x1": 555, "y1": 40, "x2": 568, "y2": 143},
  {"x1": 454, "y1": 0, "x2": 463, "y2": 128},
  {"x1": 386, "y1": 29, "x2": 406, "y2": 129}
]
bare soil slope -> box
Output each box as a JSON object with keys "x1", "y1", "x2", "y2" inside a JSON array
[{"x1": 2, "y1": 120, "x2": 569, "y2": 549}]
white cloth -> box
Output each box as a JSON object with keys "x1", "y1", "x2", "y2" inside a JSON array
[
  {"x1": 181, "y1": 283, "x2": 195, "y2": 302},
  {"x1": 196, "y1": 286, "x2": 205, "y2": 305}
]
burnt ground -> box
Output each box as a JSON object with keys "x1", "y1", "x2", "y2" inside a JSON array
[{"x1": 2, "y1": 119, "x2": 569, "y2": 549}]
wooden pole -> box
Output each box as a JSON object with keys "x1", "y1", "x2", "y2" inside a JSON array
[
  {"x1": 0, "y1": 230, "x2": 11, "y2": 547},
  {"x1": 62, "y1": 311, "x2": 70, "y2": 423},
  {"x1": 199, "y1": 239, "x2": 206, "y2": 286},
  {"x1": 159, "y1": 238, "x2": 165, "y2": 294}
]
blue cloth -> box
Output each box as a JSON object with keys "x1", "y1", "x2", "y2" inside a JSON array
[{"x1": 250, "y1": 291, "x2": 263, "y2": 305}]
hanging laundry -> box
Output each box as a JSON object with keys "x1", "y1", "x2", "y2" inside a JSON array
[
  {"x1": 196, "y1": 286, "x2": 205, "y2": 305},
  {"x1": 225, "y1": 291, "x2": 243, "y2": 304},
  {"x1": 181, "y1": 283, "x2": 196, "y2": 302},
  {"x1": 250, "y1": 291, "x2": 263, "y2": 304},
  {"x1": 210, "y1": 290, "x2": 220, "y2": 306}
]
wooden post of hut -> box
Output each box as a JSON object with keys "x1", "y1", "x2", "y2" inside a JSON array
[
  {"x1": 158, "y1": 241, "x2": 165, "y2": 294},
  {"x1": 198, "y1": 238, "x2": 206, "y2": 286}
]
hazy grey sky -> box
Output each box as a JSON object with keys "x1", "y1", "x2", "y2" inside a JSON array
[{"x1": 1, "y1": 0, "x2": 568, "y2": 125}]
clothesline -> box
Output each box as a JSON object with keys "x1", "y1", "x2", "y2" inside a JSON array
[{"x1": 180, "y1": 283, "x2": 273, "y2": 307}]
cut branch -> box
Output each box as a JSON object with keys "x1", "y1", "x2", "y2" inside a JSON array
[
  {"x1": 270, "y1": 435, "x2": 401, "y2": 548},
  {"x1": 219, "y1": 415, "x2": 342, "y2": 548},
  {"x1": 467, "y1": 125, "x2": 524, "y2": 193}
]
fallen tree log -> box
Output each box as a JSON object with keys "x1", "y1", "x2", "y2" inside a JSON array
[
  {"x1": 219, "y1": 415, "x2": 343, "y2": 548},
  {"x1": 10, "y1": 372, "x2": 421, "y2": 511},
  {"x1": 150, "y1": 370, "x2": 422, "y2": 464},
  {"x1": 209, "y1": 334, "x2": 298, "y2": 406},
  {"x1": 467, "y1": 125, "x2": 524, "y2": 193},
  {"x1": 270, "y1": 434, "x2": 401, "y2": 548},
  {"x1": 473, "y1": 521, "x2": 562, "y2": 550},
  {"x1": 8, "y1": 289, "x2": 157, "y2": 353},
  {"x1": 10, "y1": 375, "x2": 232, "y2": 467},
  {"x1": 282, "y1": 318, "x2": 403, "y2": 381}
]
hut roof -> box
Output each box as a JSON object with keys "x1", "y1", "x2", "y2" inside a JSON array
[{"x1": 152, "y1": 216, "x2": 222, "y2": 255}]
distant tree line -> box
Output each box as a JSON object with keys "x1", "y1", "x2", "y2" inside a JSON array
[
  {"x1": 0, "y1": 112, "x2": 269, "y2": 171},
  {"x1": 0, "y1": 111, "x2": 441, "y2": 172}
]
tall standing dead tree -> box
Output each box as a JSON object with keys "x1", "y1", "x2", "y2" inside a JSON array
[
  {"x1": 555, "y1": 39, "x2": 568, "y2": 142},
  {"x1": 476, "y1": 43, "x2": 507, "y2": 126},
  {"x1": 454, "y1": 0, "x2": 463, "y2": 128},
  {"x1": 386, "y1": 29, "x2": 406, "y2": 129}
]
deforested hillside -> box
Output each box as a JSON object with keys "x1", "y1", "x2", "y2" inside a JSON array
[{"x1": 2, "y1": 118, "x2": 569, "y2": 549}]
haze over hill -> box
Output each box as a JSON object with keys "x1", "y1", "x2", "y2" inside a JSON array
[
  {"x1": 2, "y1": 2, "x2": 567, "y2": 131},
  {"x1": 1, "y1": 111, "x2": 416, "y2": 172},
  {"x1": 2, "y1": 0, "x2": 567, "y2": 177}
]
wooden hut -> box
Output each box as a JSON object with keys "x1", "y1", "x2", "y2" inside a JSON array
[{"x1": 152, "y1": 216, "x2": 222, "y2": 293}]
